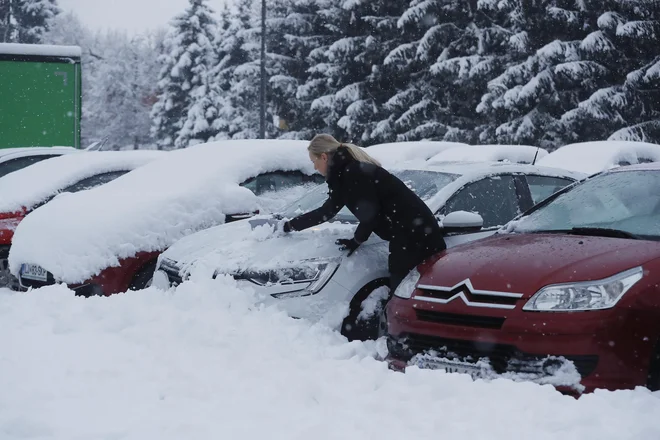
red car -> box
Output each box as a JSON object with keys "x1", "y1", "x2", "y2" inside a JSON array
[{"x1": 386, "y1": 162, "x2": 660, "y2": 394}]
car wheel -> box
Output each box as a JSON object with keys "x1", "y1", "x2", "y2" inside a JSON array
[
  {"x1": 128, "y1": 260, "x2": 158, "y2": 291},
  {"x1": 647, "y1": 338, "x2": 660, "y2": 391},
  {"x1": 341, "y1": 278, "x2": 390, "y2": 341}
]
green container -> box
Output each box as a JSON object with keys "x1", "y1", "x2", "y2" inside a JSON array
[{"x1": 0, "y1": 43, "x2": 82, "y2": 149}]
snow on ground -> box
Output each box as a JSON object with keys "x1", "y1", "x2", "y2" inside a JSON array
[
  {"x1": 1, "y1": 281, "x2": 659, "y2": 440},
  {"x1": 538, "y1": 140, "x2": 660, "y2": 174}
]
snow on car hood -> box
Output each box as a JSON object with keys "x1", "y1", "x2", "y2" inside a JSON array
[
  {"x1": 160, "y1": 217, "x2": 387, "y2": 280},
  {"x1": 9, "y1": 140, "x2": 317, "y2": 283},
  {"x1": 0, "y1": 150, "x2": 164, "y2": 213}
]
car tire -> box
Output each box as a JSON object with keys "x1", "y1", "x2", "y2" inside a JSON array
[
  {"x1": 341, "y1": 278, "x2": 390, "y2": 342},
  {"x1": 647, "y1": 338, "x2": 660, "y2": 391},
  {"x1": 128, "y1": 260, "x2": 158, "y2": 291}
]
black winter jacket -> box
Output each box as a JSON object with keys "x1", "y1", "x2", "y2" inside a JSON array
[{"x1": 287, "y1": 146, "x2": 446, "y2": 251}]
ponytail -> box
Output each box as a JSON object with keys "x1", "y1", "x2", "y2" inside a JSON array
[{"x1": 307, "y1": 134, "x2": 381, "y2": 167}]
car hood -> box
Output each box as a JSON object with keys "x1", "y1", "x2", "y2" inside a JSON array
[
  {"x1": 161, "y1": 218, "x2": 386, "y2": 278},
  {"x1": 421, "y1": 233, "x2": 660, "y2": 297}
]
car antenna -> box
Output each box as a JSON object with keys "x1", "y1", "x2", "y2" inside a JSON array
[{"x1": 531, "y1": 146, "x2": 540, "y2": 166}]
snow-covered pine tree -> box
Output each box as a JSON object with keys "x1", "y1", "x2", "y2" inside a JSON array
[
  {"x1": 562, "y1": 1, "x2": 660, "y2": 144},
  {"x1": 208, "y1": 0, "x2": 269, "y2": 140},
  {"x1": 477, "y1": 0, "x2": 604, "y2": 150},
  {"x1": 0, "y1": 0, "x2": 59, "y2": 43},
  {"x1": 150, "y1": 0, "x2": 217, "y2": 149},
  {"x1": 265, "y1": 0, "x2": 334, "y2": 140},
  {"x1": 382, "y1": 0, "x2": 506, "y2": 143}
]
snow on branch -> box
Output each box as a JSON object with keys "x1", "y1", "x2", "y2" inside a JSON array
[
  {"x1": 597, "y1": 11, "x2": 626, "y2": 31},
  {"x1": 554, "y1": 61, "x2": 608, "y2": 82},
  {"x1": 398, "y1": 0, "x2": 434, "y2": 28},
  {"x1": 335, "y1": 83, "x2": 362, "y2": 103},
  {"x1": 547, "y1": 7, "x2": 579, "y2": 24},
  {"x1": 609, "y1": 120, "x2": 660, "y2": 143},
  {"x1": 416, "y1": 23, "x2": 461, "y2": 60},
  {"x1": 580, "y1": 31, "x2": 616, "y2": 54},
  {"x1": 509, "y1": 31, "x2": 529, "y2": 52},
  {"x1": 617, "y1": 21, "x2": 657, "y2": 39},
  {"x1": 384, "y1": 43, "x2": 417, "y2": 67}
]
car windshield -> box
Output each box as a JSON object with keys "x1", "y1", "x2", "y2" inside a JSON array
[
  {"x1": 281, "y1": 169, "x2": 459, "y2": 223},
  {"x1": 512, "y1": 170, "x2": 660, "y2": 240}
]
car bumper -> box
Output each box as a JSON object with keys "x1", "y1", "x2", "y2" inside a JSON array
[{"x1": 385, "y1": 296, "x2": 656, "y2": 393}]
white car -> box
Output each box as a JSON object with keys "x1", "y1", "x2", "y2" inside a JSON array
[
  {"x1": 154, "y1": 161, "x2": 586, "y2": 339},
  {"x1": 0, "y1": 146, "x2": 80, "y2": 179}
]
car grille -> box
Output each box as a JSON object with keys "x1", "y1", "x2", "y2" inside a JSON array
[
  {"x1": 416, "y1": 286, "x2": 519, "y2": 307},
  {"x1": 388, "y1": 333, "x2": 598, "y2": 378},
  {"x1": 415, "y1": 310, "x2": 506, "y2": 329}
]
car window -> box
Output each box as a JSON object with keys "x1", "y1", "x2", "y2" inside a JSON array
[
  {"x1": 60, "y1": 170, "x2": 130, "y2": 193},
  {"x1": 0, "y1": 154, "x2": 59, "y2": 179},
  {"x1": 513, "y1": 170, "x2": 660, "y2": 239},
  {"x1": 240, "y1": 171, "x2": 323, "y2": 196},
  {"x1": 525, "y1": 175, "x2": 575, "y2": 205},
  {"x1": 444, "y1": 175, "x2": 520, "y2": 228}
]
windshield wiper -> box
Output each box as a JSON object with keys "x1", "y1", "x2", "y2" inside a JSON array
[
  {"x1": 569, "y1": 227, "x2": 641, "y2": 240},
  {"x1": 528, "y1": 227, "x2": 641, "y2": 239}
]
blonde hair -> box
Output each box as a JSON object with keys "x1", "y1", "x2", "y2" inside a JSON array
[{"x1": 308, "y1": 134, "x2": 381, "y2": 167}]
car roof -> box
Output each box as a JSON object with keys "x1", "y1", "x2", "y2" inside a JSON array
[
  {"x1": 393, "y1": 160, "x2": 586, "y2": 180},
  {"x1": 606, "y1": 162, "x2": 660, "y2": 173}
]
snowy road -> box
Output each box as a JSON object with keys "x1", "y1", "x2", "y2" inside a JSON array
[{"x1": 1, "y1": 279, "x2": 659, "y2": 440}]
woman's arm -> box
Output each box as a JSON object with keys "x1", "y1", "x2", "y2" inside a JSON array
[{"x1": 286, "y1": 189, "x2": 344, "y2": 232}]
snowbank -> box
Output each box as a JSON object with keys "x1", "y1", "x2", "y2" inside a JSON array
[
  {"x1": 429, "y1": 144, "x2": 548, "y2": 164},
  {"x1": 0, "y1": 150, "x2": 164, "y2": 213},
  {"x1": 0, "y1": 281, "x2": 658, "y2": 440},
  {"x1": 537, "y1": 141, "x2": 660, "y2": 174},
  {"x1": 367, "y1": 141, "x2": 468, "y2": 165},
  {"x1": 9, "y1": 140, "x2": 315, "y2": 283}
]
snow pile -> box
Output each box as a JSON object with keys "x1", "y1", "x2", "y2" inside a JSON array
[
  {"x1": 9, "y1": 140, "x2": 315, "y2": 283},
  {"x1": 0, "y1": 42, "x2": 82, "y2": 57},
  {"x1": 429, "y1": 144, "x2": 548, "y2": 164},
  {"x1": 537, "y1": 141, "x2": 660, "y2": 174},
  {"x1": 1, "y1": 282, "x2": 659, "y2": 440},
  {"x1": 0, "y1": 150, "x2": 164, "y2": 213},
  {"x1": 366, "y1": 141, "x2": 468, "y2": 166}
]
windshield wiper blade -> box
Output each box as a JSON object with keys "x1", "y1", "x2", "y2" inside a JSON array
[{"x1": 570, "y1": 227, "x2": 641, "y2": 240}]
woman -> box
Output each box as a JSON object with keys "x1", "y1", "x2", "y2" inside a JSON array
[{"x1": 282, "y1": 134, "x2": 446, "y2": 292}]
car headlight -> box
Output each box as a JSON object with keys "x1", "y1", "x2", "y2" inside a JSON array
[
  {"x1": 523, "y1": 266, "x2": 643, "y2": 312},
  {"x1": 393, "y1": 268, "x2": 421, "y2": 299},
  {"x1": 232, "y1": 258, "x2": 340, "y2": 298}
]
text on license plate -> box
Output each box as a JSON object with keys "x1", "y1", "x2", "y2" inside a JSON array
[
  {"x1": 21, "y1": 264, "x2": 48, "y2": 282},
  {"x1": 415, "y1": 356, "x2": 486, "y2": 378}
]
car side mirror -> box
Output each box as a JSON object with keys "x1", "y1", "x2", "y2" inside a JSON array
[{"x1": 440, "y1": 211, "x2": 483, "y2": 233}]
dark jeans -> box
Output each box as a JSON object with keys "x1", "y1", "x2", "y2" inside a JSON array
[{"x1": 388, "y1": 239, "x2": 444, "y2": 292}]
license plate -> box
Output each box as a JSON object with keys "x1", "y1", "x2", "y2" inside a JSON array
[
  {"x1": 415, "y1": 355, "x2": 487, "y2": 378},
  {"x1": 20, "y1": 263, "x2": 48, "y2": 282}
]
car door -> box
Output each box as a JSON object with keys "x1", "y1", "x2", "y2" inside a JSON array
[{"x1": 438, "y1": 174, "x2": 523, "y2": 248}]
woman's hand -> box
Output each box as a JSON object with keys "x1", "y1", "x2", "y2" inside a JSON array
[{"x1": 335, "y1": 238, "x2": 360, "y2": 256}]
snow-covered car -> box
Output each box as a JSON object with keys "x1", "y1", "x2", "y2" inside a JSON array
[
  {"x1": 153, "y1": 161, "x2": 585, "y2": 339},
  {"x1": 10, "y1": 140, "x2": 324, "y2": 296},
  {"x1": 0, "y1": 146, "x2": 80, "y2": 179},
  {"x1": 0, "y1": 150, "x2": 164, "y2": 289},
  {"x1": 365, "y1": 141, "x2": 469, "y2": 165},
  {"x1": 428, "y1": 144, "x2": 548, "y2": 165},
  {"x1": 537, "y1": 140, "x2": 660, "y2": 174}
]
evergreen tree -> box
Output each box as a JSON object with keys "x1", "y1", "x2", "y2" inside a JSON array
[
  {"x1": 150, "y1": 0, "x2": 217, "y2": 149},
  {"x1": 562, "y1": 1, "x2": 660, "y2": 144},
  {"x1": 0, "y1": 0, "x2": 59, "y2": 43},
  {"x1": 476, "y1": 0, "x2": 604, "y2": 149}
]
